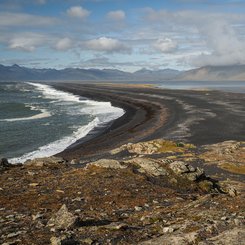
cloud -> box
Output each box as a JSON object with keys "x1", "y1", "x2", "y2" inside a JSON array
[
  {"x1": 67, "y1": 6, "x2": 90, "y2": 19},
  {"x1": 107, "y1": 10, "x2": 125, "y2": 21},
  {"x1": 191, "y1": 21, "x2": 245, "y2": 66},
  {"x1": 143, "y1": 8, "x2": 245, "y2": 66},
  {"x1": 0, "y1": 12, "x2": 58, "y2": 27},
  {"x1": 55, "y1": 37, "x2": 73, "y2": 51},
  {"x1": 152, "y1": 38, "x2": 177, "y2": 53},
  {"x1": 84, "y1": 37, "x2": 131, "y2": 53},
  {"x1": 5, "y1": 33, "x2": 74, "y2": 52},
  {"x1": 7, "y1": 33, "x2": 47, "y2": 51}
]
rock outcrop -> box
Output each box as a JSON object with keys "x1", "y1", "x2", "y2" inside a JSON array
[
  {"x1": 0, "y1": 139, "x2": 244, "y2": 244},
  {"x1": 200, "y1": 140, "x2": 245, "y2": 174}
]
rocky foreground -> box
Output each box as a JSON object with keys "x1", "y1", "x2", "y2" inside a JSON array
[{"x1": 0, "y1": 139, "x2": 244, "y2": 245}]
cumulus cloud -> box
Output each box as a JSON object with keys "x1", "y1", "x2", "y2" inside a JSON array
[
  {"x1": 0, "y1": 12, "x2": 58, "y2": 27},
  {"x1": 107, "y1": 10, "x2": 125, "y2": 21},
  {"x1": 5, "y1": 33, "x2": 73, "y2": 52},
  {"x1": 152, "y1": 38, "x2": 177, "y2": 53},
  {"x1": 144, "y1": 8, "x2": 245, "y2": 66},
  {"x1": 7, "y1": 33, "x2": 47, "y2": 51},
  {"x1": 55, "y1": 37, "x2": 73, "y2": 51},
  {"x1": 84, "y1": 37, "x2": 131, "y2": 53},
  {"x1": 67, "y1": 6, "x2": 90, "y2": 19}
]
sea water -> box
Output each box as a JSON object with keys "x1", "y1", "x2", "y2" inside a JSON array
[
  {"x1": 0, "y1": 82, "x2": 124, "y2": 163},
  {"x1": 157, "y1": 81, "x2": 245, "y2": 93}
]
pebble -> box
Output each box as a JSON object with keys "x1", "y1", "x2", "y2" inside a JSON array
[
  {"x1": 72, "y1": 197, "x2": 83, "y2": 202},
  {"x1": 162, "y1": 226, "x2": 174, "y2": 233},
  {"x1": 221, "y1": 216, "x2": 228, "y2": 221},
  {"x1": 135, "y1": 206, "x2": 143, "y2": 211},
  {"x1": 7, "y1": 231, "x2": 24, "y2": 238},
  {"x1": 234, "y1": 219, "x2": 242, "y2": 226},
  {"x1": 29, "y1": 183, "x2": 39, "y2": 187},
  {"x1": 56, "y1": 189, "x2": 65, "y2": 193},
  {"x1": 32, "y1": 212, "x2": 43, "y2": 220},
  {"x1": 6, "y1": 215, "x2": 14, "y2": 219}
]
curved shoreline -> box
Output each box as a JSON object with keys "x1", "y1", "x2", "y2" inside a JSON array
[
  {"x1": 53, "y1": 83, "x2": 245, "y2": 161},
  {"x1": 53, "y1": 83, "x2": 169, "y2": 160}
]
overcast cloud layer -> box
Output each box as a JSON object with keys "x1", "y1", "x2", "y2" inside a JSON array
[{"x1": 0, "y1": 0, "x2": 245, "y2": 71}]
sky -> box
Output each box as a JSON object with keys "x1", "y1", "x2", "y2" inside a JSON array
[{"x1": 0, "y1": 0, "x2": 245, "y2": 72}]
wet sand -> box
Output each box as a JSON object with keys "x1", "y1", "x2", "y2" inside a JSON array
[{"x1": 53, "y1": 83, "x2": 245, "y2": 160}]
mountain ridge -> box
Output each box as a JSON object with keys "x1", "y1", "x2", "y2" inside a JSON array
[{"x1": 0, "y1": 64, "x2": 245, "y2": 81}]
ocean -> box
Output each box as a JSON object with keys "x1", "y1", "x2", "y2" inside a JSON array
[
  {"x1": 0, "y1": 82, "x2": 124, "y2": 163},
  {"x1": 157, "y1": 81, "x2": 245, "y2": 93}
]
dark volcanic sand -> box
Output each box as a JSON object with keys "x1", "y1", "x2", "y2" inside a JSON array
[{"x1": 52, "y1": 83, "x2": 245, "y2": 160}]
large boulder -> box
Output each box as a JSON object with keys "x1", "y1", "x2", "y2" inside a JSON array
[
  {"x1": 47, "y1": 204, "x2": 77, "y2": 230},
  {"x1": 125, "y1": 157, "x2": 167, "y2": 176},
  {"x1": 169, "y1": 161, "x2": 204, "y2": 181},
  {"x1": 24, "y1": 157, "x2": 66, "y2": 167}
]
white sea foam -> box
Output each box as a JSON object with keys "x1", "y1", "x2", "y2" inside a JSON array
[
  {"x1": 1, "y1": 108, "x2": 51, "y2": 122},
  {"x1": 9, "y1": 82, "x2": 125, "y2": 163},
  {"x1": 9, "y1": 117, "x2": 100, "y2": 164},
  {"x1": 27, "y1": 82, "x2": 81, "y2": 103}
]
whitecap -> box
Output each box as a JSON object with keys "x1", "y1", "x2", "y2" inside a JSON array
[
  {"x1": 8, "y1": 82, "x2": 125, "y2": 163},
  {"x1": 27, "y1": 82, "x2": 81, "y2": 103},
  {"x1": 1, "y1": 108, "x2": 51, "y2": 122},
  {"x1": 9, "y1": 117, "x2": 100, "y2": 164}
]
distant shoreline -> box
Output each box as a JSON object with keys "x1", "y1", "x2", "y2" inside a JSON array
[{"x1": 53, "y1": 83, "x2": 245, "y2": 161}]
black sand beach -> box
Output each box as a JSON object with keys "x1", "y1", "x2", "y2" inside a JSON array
[{"x1": 53, "y1": 83, "x2": 245, "y2": 160}]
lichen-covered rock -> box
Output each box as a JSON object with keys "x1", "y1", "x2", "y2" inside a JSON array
[
  {"x1": 24, "y1": 156, "x2": 66, "y2": 167},
  {"x1": 114, "y1": 139, "x2": 195, "y2": 155},
  {"x1": 200, "y1": 141, "x2": 245, "y2": 175},
  {"x1": 169, "y1": 161, "x2": 204, "y2": 181},
  {"x1": 125, "y1": 157, "x2": 167, "y2": 176},
  {"x1": 87, "y1": 159, "x2": 126, "y2": 169},
  {"x1": 169, "y1": 161, "x2": 190, "y2": 174},
  {"x1": 47, "y1": 204, "x2": 77, "y2": 230},
  {"x1": 219, "y1": 182, "x2": 238, "y2": 197}
]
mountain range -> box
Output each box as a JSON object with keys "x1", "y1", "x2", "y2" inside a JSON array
[{"x1": 0, "y1": 64, "x2": 245, "y2": 82}]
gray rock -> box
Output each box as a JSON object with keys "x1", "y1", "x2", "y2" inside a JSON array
[
  {"x1": 87, "y1": 159, "x2": 126, "y2": 169},
  {"x1": 47, "y1": 204, "x2": 77, "y2": 230},
  {"x1": 135, "y1": 206, "x2": 143, "y2": 211},
  {"x1": 126, "y1": 157, "x2": 167, "y2": 176},
  {"x1": 169, "y1": 161, "x2": 189, "y2": 174},
  {"x1": 6, "y1": 231, "x2": 24, "y2": 238},
  {"x1": 162, "y1": 226, "x2": 175, "y2": 233},
  {"x1": 169, "y1": 161, "x2": 204, "y2": 181},
  {"x1": 103, "y1": 222, "x2": 128, "y2": 230},
  {"x1": 25, "y1": 156, "x2": 66, "y2": 167},
  {"x1": 219, "y1": 183, "x2": 238, "y2": 197}
]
